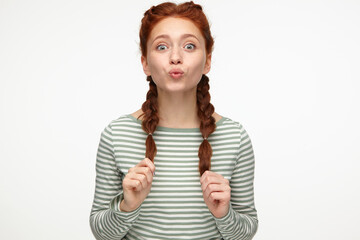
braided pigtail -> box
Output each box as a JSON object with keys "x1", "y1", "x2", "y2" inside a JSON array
[
  {"x1": 139, "y1": 2, "x2": 215, "y2": 172},
  {"x1": 197, "y1": 74, "x2": 216, "y2": 176},
  {"x1": 138, "y1": 76, "x2": 159, "y2": 162}
]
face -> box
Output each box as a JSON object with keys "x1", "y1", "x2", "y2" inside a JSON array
[{"x1": 141, "y1": 17, "x2": 211, "y2": 94}]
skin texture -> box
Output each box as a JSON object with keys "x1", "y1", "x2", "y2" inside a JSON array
[
  {"x1": 121, "y1": 17, "x2": 231, "y2": 218},
  {"x1": 141, "y1": 17, "x2": 211, "y2": 95},
  {"x1": 200, "y1": 170, "x2": 231, "y2": 218},
  {"x1": 120, "y1": 158, "x2": 155, "y2": 212},
  {"x1": 141, "y1": 17, "x2": 212, "y2": 128}
]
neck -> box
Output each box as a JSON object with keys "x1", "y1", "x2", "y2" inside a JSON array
[{"x1": 157, "y1": 88, "x2": 200, "y2": 128}]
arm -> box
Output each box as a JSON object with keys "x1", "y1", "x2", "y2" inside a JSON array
[
  {"x1": 213, "y1": 124, "x2": 258, "y2": 240},
  {"x1": 89, "y1": 123, "x2": 141, "y2": 240}
]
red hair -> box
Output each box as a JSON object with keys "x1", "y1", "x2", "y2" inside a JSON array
[{"x1": 138, "y1": 1, "x2": 216, "y2": 176}]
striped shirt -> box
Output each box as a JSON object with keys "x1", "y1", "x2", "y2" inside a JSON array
[{"x1": 90, "y1": 114, "x2": 258, "y2": 240}]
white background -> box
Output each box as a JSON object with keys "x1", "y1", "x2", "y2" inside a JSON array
[{"x1": 1, "y1": 0, "x2": 359, "y2": 239}]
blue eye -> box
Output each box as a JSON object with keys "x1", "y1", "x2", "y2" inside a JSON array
[
  {"x1": 156, "y1": 44, "x2": 168, "y2": 51},
  {"x1": 185, "y1": 43, "x2": 195, "y2": 50}
]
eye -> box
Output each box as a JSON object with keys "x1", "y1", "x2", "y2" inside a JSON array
[
  {"x1": 184, "y1": 43, "x2": 196, "y2": 50},
  {"x1": 156, "y1": 44, "x2": 168, "y2": 51}
]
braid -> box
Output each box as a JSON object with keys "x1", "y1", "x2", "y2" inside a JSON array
[
  {"x1": 138, "y1": 76, "x2": 159, "y2": 162},
  {"x1": 197, "y1": 74, "x2": 216, "y2": 176},
  {"x1": 139, "y1": 2, "x2": 216, "y2": 173}
]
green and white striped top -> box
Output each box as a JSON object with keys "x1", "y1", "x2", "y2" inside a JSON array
[{"x1": 90, "y1": 114, "x2": 258, "y2": 240}]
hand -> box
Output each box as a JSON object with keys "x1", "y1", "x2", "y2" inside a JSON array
[
  {"x1": 200, "y1": 170, "x2": 231, "y2": 218},
  {"x1": 120, "y1": 158, "x2": 155, "y2": 212}
]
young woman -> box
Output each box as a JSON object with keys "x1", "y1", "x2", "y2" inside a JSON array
[{"x1": 90, "y1": 1, "x2": 258, "y2": 239}]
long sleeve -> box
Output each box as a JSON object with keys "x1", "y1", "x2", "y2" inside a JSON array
[
  {"x1": 214, "y1": 124, "x2": 258, "y2": 240},
  {"x1": 89, "y1": 123, "x2": 141, "y2": 240}
]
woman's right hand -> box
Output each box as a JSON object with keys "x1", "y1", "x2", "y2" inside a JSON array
[{"x1": 120, "y1": 158, "x2": 155, "y2": 212}]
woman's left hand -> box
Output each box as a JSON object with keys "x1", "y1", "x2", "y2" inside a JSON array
[{"x1": 200, "y1": 170, "x2": 231, "y2": 218}]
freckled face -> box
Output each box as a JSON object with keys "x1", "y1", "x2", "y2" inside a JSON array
[{"x1": 141, "y1": 17, "x2": 211, "y2": 94}]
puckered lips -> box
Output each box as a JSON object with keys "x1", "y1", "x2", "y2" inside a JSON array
[{"x1": 169, "y1": 69, "x2": 184, "y2": 79}]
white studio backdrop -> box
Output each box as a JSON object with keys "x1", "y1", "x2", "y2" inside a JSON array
[{"x1": 0, "y1": 0, "x2": 359, "y2": 239}]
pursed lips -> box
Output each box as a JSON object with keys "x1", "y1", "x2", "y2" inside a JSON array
[{"x1": 169, "y1": 69, "x2": 184, "y2": 79}]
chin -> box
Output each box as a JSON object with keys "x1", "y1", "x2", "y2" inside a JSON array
[{"x1": 155, "y1": 79, "x2": 198, "y2": 93}]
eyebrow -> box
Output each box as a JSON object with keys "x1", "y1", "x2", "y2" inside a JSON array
[{"x1": 152, "y1": 34, "x2": 200, "y2": 43}]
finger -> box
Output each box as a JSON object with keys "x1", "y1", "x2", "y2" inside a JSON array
[
  {"x1": 201, "y1": 179, "x2": 222, "y2": 194},
  {"x1": 203, "y1": 183, "x2": 230, "y2": 199},
  {"x1": 201, "y1": 175, "x2": 229, "y2": 193},
  {"x1": 127, "y1": 172, "x2": 149, "y2": 189},
  {"x1": 129, "y1": 167, "x2": 154, "y2": 183},
  {"x1": 200, "y1": 170, "x2": 218, "y2": 182},
  {"x1": 136, "y1": 158, "x2": 155, "y2": 174},
  {"x1": 123, "y1": 178, "x2": 143, "y2": 191},
  {"x1": 201, "y1": 171, "x2": 228, "y2": 182},
  {"x1": 208, "y1": 191, "x2": 231, "y2": 203},
  {"x1": 201, "y1": 176, "x2": 228, "y2": 187}
]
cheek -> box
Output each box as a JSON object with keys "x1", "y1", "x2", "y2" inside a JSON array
[
  {"x1": 189, "y1": 54, "x2": 207, "y2": 75},
  {"x1": 146, "y1": 56, "x2": 166, "y2": 84},
  {"x1": 148, "y1": 55, "x2": 166, "y2": 73}
]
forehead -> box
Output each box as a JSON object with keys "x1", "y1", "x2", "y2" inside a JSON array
[{"x1": 149, "y1": 17, "x2": 204, "y2": 42}]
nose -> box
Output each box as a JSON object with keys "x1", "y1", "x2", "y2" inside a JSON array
[{"x1": 169, "y1": 47, "x2": 182, "y2": 65}]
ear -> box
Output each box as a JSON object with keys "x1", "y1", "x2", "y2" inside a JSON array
[
  {"x1": 203, "y1": 53, "x2": 212, "y2": 75},
  {"x1": 141, "y1": 55, "x2": 151, "y2": 76}
]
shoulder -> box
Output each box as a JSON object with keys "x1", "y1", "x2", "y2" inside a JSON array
[
  {"x1": 216, "y1": 116, "x2": 255, "y2": 161},
  {"x1": 99, "y1": 114, "x2": 146, "y2": 145},
  {"x1": 216, "y1": 115, "x2": 251, "y2": 143},
  {"x1": 217, "y1": 115, "x2": 243, "y2": 130},
  {"x1": 102, "y1": 113, "x2": 142, "y2": 133}
]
